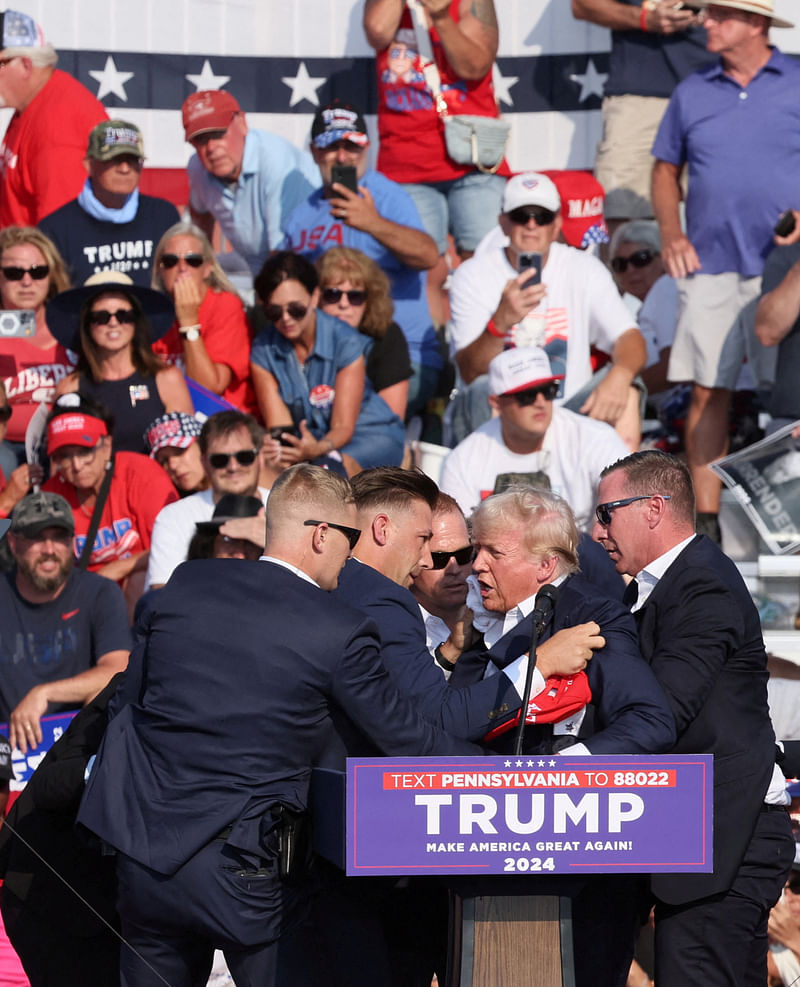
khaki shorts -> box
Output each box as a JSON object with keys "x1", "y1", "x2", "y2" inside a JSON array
[
  {"x1": 667, "y1": 273, "x2": 776, "y2": 389},
  {"x1": 595, "y1": 94, "x2": 669, "y2": 219}
]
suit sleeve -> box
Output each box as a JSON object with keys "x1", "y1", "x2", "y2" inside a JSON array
[{"x1": 328, "y1": 620, "x2": 482, "y2": 756}]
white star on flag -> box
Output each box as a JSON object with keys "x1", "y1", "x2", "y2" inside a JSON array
[
  {"x1": 186, "y1": 60, "x2": 231, "y2": 91},
  {"x1": 89, "y1": 56, "x2": 134, "y2": 101},
  {"x1": 569, "y1": 58, "x2": 608, "y2": 103},
  {"x1": 493, "y1": 63, "x2": 519, "y2": 107},
  {"x1": 282, "y1": 61, "x2": 326, "y2": 108}
]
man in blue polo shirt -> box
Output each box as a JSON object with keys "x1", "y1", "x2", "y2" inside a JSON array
[
  {"x1": 651, "y1": 0, "x2": 800, "y2": 543},
  {"x1": 183, "y1": 90, "x2": 319, "y2": 281},
  {"x1": 280, "y1": 100, "x2": 441, "y2": 416}
]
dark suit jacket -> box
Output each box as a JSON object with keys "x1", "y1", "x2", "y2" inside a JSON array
[
  {"x1": 635, "y1": 535, "x2": 777, "y2": 904},
  {"x1": 334, "y1": 559, "x2": 522, "y2": 745},
  {"x1": 451, "y1": 573, "x2": 676, "y2": 755},
  {"x1": 77, "y1": 560, "x2": 480, "y2": 877}
]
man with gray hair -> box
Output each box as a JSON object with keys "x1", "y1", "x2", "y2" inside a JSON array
[{"x1": 0, "y1": 9, "x2": 107, "y2": 226}]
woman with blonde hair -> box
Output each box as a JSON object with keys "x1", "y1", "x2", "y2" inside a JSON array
[
  {"x1": 151, "y1": 221, "x2": 256, "y2": 413},
  {"x1": 0, "y1": 226, "x2": 73, "y2": 448},
  {"x1": 317, "y1": 246, "x2": 411, "y2": 420}
]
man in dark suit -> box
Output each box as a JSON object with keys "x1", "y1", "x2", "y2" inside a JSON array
[
  {"x1": 76, "y1": 464, "x2": 480, "y2": 987},
  {"x1": 593, "y1": 450, "x2": 795, "y2": 987}
]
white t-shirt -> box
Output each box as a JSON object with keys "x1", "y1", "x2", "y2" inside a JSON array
[
  {"x1": 439, "y1": 407, "x2": 629, "y2": 529},
  {"x1": 449, "y1": 242, "x2": 636, "y2": 401},
  {"x1": 145, "y1": 486, "x2": 270, "y2": 588}
]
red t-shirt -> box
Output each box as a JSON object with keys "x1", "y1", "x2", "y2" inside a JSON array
[
  {"x1": 43, "y1": 451, "x2": 178, "y2": 575},
  {"x1": 152, "y1": 289, "x2": 256, "y2": 414},
  {"x1": 0, "y1": 337, "x2": 76, "y2": 443},
  {"x1": 375, "y1": 0, "x2": 510, "y2": 184},
  {"x1": 0, "y1": 70, "x2": 107, "y2": 227}
]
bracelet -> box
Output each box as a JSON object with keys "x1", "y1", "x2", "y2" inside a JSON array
[
  {"x1": 640, "y1": 4, "x2": 649, "y2": 30},
  {"x1": 434, "y1": 644, "x2": 457, "y2": 672},
  {"x1": 486, "y1": 318, "x2": 506, "y2": 339}
]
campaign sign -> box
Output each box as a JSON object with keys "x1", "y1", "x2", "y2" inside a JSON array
[
  {"x1": 346, "y1": 754, "x2": 712, "y2": 876},
  {"x1": 0, "y1": 712, "x2": 76, "y2": 789}
]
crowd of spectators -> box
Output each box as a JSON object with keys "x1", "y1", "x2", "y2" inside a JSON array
[{"x1": 0, "y1": 1, "x2": 799, "y2": 985}]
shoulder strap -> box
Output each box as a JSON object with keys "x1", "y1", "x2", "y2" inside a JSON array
[
  {"x1": 77, "y1": 457, "x2": 114, "y2": 570},
  {"x1": 406, "y1": 0, "x2": 449, "y2": 118}
]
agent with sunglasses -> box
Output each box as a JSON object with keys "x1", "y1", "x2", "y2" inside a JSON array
[
  {"x1": 48, "y1": 271, "x2": 193, "y2": 455},
  {"x1": 593, "y1": 449, "x2": 794, "y2": 986},
  {"x1": 251, "y1": 251, "x2": 405, "y2": 474},
  {"x1": 317, "y1": 246, "x2": 412, "y2": 420},
  {"x1": 0, "y1": 226, "x2": 74, "y2": 448},
  {"x1": 449, "y1": 171, "x2": 647, "y2": 448},
  {"x1": 151, "y1": 221, "x2": 257, "y2": 414},
  {"x1": 440, "y1": 347, "x2": 629, "y2": 528}
]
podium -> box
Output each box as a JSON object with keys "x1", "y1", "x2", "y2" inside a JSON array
[{"x1": 312, "y1": 755, "x2": 712, "y2": 987}]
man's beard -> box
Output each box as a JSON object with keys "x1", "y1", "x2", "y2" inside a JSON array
[{"x1": 19, "y1": 553, "x2": 73, "y2": 593}]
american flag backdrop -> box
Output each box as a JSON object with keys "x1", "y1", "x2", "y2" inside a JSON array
[{"x1": 2, "y1": 0, "x2": 799, "y2": 199}]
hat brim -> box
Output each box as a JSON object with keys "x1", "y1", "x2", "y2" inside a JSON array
[
  {"x1": 46, "y1": 284, "x2": 175, "y2": 352},
  {"x1": 691, "y1": 0, "x2": 793, "y2": 27},
  {"x1": 14, "y1": 518, "x2": 74, "y2": 538},
  {"x1": 501, "y1": 374, "x2": 564, "y2": 396},
  {"x1": 195, "y1": 517, "x2": 261, "y2": 538}
]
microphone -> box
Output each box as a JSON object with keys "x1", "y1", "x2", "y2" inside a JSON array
[{"x1": 514, "y1": 583, "x2": 560, "y2": 756}]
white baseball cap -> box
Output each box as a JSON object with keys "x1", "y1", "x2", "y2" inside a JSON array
[
  {"x1": 488, "y1": 347, "x2": 563, "y2": 396},
  {"x1": 502, "y1": 172, "x2": 561, "y2": 215}
]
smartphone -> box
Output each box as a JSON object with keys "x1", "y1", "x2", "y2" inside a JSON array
[
  {"x1": 518, "y1": 252, "x2": 542, "y2": 289},
  {"x1": 331, "y1": 164, "x2": 358, "y2": 195},
  {"x1": 677, "y1": 3, "x2": 702, "y2": 11},
  {"x1": 267, "y1": 424, "x2": 300, "y2": 447},
  {"x1": 0, "y1": 309, "x2": 35, "y2": 338},
  {"x1": 775, "y1": 210, "x2": 797, "y2": 238}
]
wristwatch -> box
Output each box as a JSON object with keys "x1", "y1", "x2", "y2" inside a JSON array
[{"x1": 179, "y1": 323, "x2": 201, "y2": 342}]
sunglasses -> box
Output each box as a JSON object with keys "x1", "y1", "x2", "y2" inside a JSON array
[
  {"x1": 430, "y1": 545, "x2": 474, "y2": 570},
  {"x1": 595, "y1": 494, "x2": 670, "y2": 527},
  {"x1": 88, "y1": 308, "x2": 136, "y2": 326},
  {"x1": 264, "y1": 302, "x2": 309, "y2": 323},
  {"x1": 788, "y1": 876, "x2": 800, "y2": 895},
  {"x1": 304, "y1": 518, "x2": 361, "y2": 551},
  {"x1": 207, "y1": 449, "x2": 258, "y2": 470},
  {"x1": 321, "y1": 287, "x2": 367, "y2": 307},
  {"x1": 610, "y1": 249, "x2": 657, "y2": 274},
  {"x1": 0, "y1": 405, "x2": 11, "y2": 422},
  {"x1": 160, "y1": 253, "x2": 204, "y2": 269},
  {"x1": 510, "y1": 381, "x2": 560, "y2": 406},
  {"x1": 507, "y1": 206, "x2": 556, "y2": 227},
  {"x1": 1, "y1": 264, "x2": 49, "y2": 281}
]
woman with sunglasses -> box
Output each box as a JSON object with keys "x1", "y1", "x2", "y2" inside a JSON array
[
  {"x1": 151, "y1": 222, "x2": 256, "y2": 414},
  {"x1": 48, "y1": 272, "x2": 193, "y2": 455},
  {"x1": 250, "y1": 251, "x2": 405, "y2": 473},
  {"x1": 0, "y1": 227, "x2": 73, "y2": 451},
  {"x1": 316, "y1": 247, "x2": 412, "y2": 420}
]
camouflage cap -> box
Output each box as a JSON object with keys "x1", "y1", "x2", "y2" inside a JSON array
[
  {"x1": 11, "y1": 491, "x2": 75, "y2": 538},
  {"x1": 87, "y1": 120, "x2": 145, "y2": 162}
]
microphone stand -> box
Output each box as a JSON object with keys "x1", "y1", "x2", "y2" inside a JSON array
[{"x1": 513, "y1": 585, "x2": 558, "y2": 757}]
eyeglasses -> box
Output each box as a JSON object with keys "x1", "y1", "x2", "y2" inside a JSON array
[
  {"x1": 88, "y1": 308, "x2": 136, "y2": 326},
  {"x1": 321, "y1": 287, "x2": 367, "y2": 307},
  {"x1": 507, "y1": 206, "x2": 557, "y2": 227},
  {"x1": 1, "y1": 264, "x2": 49, "y2": 281},
  {"x1": 264, "y1": 302, "x2": 309, "y2": 323},
  {"x1": 595, "y1": 494, "x2": 670, "y2": 527},
  {"x1": 787, "y1": 876, "x2": 800, "y2": 895},
  {"x1": 610, "y1": 249, "x2": 657, "y2": 274},
  {"x1": 430, "y1": 545, "x2": 474, "y2": 570},
  {"x1": 207, "y1": 449, "x2": 258, "y2": 470},
  {"x1": 304, "y1": 519, "x2": 361, "y2": 551},
  {"x1": 509, "y1": 381, "x2": 560, "y2": 406},
  {"x1": 0, "y1": 405, "x2": 11, "y2": 422},
  {"x1": 52, "y1": 442, "x2": 103, "y2": 466},
  {"x1": 160, "y1": 253, "x2": 204, "y2": 269},
  {"x1": 191, "y1": 127, "x2": 231, "y2": 147}
]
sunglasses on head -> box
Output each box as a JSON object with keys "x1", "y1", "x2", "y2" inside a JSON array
[
  {"x1": 160, "y1": 253, "x2": 204, "y2": 269},
  {"x1": 304, "y1": 519, "x2": 361, "y2": 551},
  {"x1": 321, "y1": 287, "x2": 367, "y2": 307},
  {"x1": 510, "y1": 381, "x2": 560, "y2": 406},
  {"x1": 88, "y1": 308, "x2": 136, "y2": 326},
  {"x1": 430, "y1": 545, "x2": 474, "y2": 570},
  {"x1": 1, "y1": 264, "x2": 49, "y2": 281},
  {"x1": 507, "y1": 206, "x2": 556, "y2": 227},
  {"x1": 0, "y1": 405, "x2": 11, "y2": 422},
  {"x1": 595, "y1": 494, "x2": 670, "y2": 527},
  {"x1": 264, "y1": 302, "x2": 309, "y2": 323},
  {"x1": 610, "y1": 249, "x2": 657, "y2": 274},
  {"x1": 207, "y1": 449, "x2": 258, "y2": 470}
]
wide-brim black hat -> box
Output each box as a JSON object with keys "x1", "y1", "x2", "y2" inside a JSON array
[
  {"x1": 195, "y1": 494, "x2": 264, "y2": 535},
  {"x1": 46, "y1": 271, "x2": 175, "y2": 352}
]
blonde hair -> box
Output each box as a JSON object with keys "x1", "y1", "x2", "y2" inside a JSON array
[
  {"x1": 151, "y1": 221, "x2": 239, "y2": 297},
  {"x1": 316, "y1": 246, "x2": 394, "y2": 339},
  {"x1": 0, "y1": 226, "x2": 71, "y2": 300}
]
